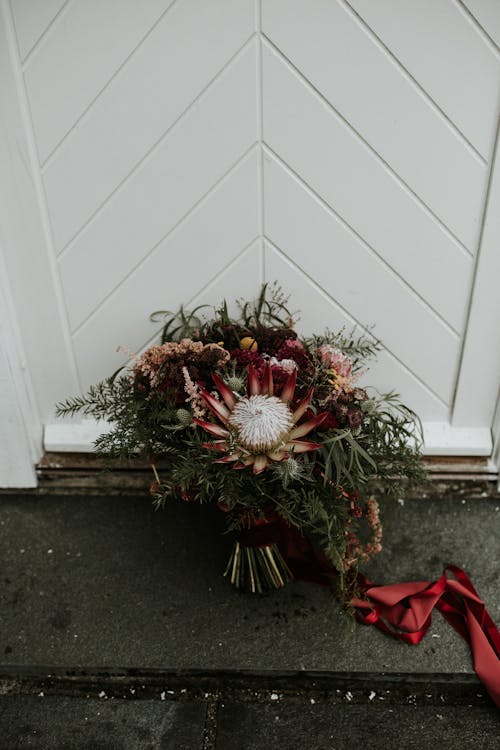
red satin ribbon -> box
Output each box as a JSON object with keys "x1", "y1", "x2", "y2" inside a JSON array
[
  {"x1": 237, "y1": 515, "x2": 500, "y2": 708},
  {"x1": 352, "y1": 564, "x2": 500, "y2": 708}
]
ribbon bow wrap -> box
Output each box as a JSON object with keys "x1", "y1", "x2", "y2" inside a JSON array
[
  {"x1": 237, "y1": 515, "x2": 500, "y2": 708},
  {"x1": 352, "y1": 565, "x2": 500, "y2": 708}
]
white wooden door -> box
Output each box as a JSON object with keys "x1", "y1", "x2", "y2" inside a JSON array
[{"x1": 1, "y1": 0, "x2": 500, "y2": 481}]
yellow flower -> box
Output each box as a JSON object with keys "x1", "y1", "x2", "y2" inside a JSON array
[{"x1": 239, "y1": 336, "x2": 258, "y2": 351}]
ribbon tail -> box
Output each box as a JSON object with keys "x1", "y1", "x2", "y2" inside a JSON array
[
  {"x1": 466, "y1": 606, "x2": 500, "y2": 707},
  {"x1": 235, "y1": 518, "x2": 500, "y2": 708},
  {"x1": 353, "y1": 566, "x2": 500, "y2": 709}
]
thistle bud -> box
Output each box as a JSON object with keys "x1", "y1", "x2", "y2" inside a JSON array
[
  {"x1": 284, "y1": 457, "x2": 301, "y2": 480},
  {"x1": 361, "y1": 399, "x2": 377, "y2": 415},
  {"x1": 226, "y1": 375, "x2": 245, "y2": 392},
  {"x1": 176, "y1": 408, "x2": 193, "y2": 426}
]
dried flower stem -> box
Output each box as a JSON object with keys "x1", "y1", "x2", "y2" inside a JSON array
[{"x1": 151, "y1": 463, "x2": 161, "y2": 485}]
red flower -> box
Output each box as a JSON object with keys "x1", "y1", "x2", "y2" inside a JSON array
[{"x1": 194, "y1": 365, "x2": 327, "y2": 474}]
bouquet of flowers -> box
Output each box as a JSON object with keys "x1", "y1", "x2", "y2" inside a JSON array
[{"x1": 56, "y1": 285, "x2": 425, "y2": 600}]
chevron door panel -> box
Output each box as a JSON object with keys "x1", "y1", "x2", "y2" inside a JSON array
[
  {"x1": 23, "y1": 0, "x2": 175, "y2": 162},
  {"x1": 42, "y1": 0, "x2": 255, "y2": 250},
  {"x1": 264, "y1": 244, "x2": 449, "y2": 422},
  {"x1": 462, "y1": 0, "x2": 500, "y2": 47},
  {"x1": 4, "y1": 0, "x2": 500, "y2": 439},
  {"x1": 262, "y1": 43, "x2": 471, "y2": 331},
  {"x1": 262, "y1": 0, "x2": 488, "y2": 250},
  {"x1": 346, "y1": 0, "x2": 500, "y2": 158},
  {"x1": 59, "y1": 44, "x2": 258, "y2": 331},
  {"x1": 263, "y1": 156, "x2": 458, "y2": 405},
  {"x1": 73, "y1": 150, "x2": 260, "y2": 389},
  {"x1": 9, "y1": 0, "x2": 67, "y2": 60}
]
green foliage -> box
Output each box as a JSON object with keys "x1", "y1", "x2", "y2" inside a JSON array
[
  {"x1": 151, "y1": 282, "x2": 296, "y2": 348},
  {"x1": 151, "y1": 304, "x2": 210, "y2": 344},
  {"x1": 236, "y1": 281, "x2": 296, "y2": 329},
  {"x1": 56, "y1": 374, "x2": 188, "y2": 460},
  {"x1": 56, "y1": 375, "x2": 131, "y2": 421}
]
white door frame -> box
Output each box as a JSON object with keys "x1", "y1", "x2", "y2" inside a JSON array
[
  {"x1": 452, "y1": 114, "x2": 500, "y2": 430},
  {"x1": 0, "y1": 0, "x2": 81, "y2": 485},
  {"x1": 0, "y1": 246, "x2": 41, "y2": 487}
]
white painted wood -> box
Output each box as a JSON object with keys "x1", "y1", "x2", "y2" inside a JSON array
[
  {"x1": 44, "y1": 419, "x2": 113, "y2": 453},
  {"x1": 492, "y1": 391, "x2": 500, "y2": 484},
  {"x1": 0, "y1": 1, "x2": 79, "y2": 426},
  {"x1": 59, "y1": 44, "x2": 258, "y2": 332},
  {"x1": 48, "y1": 417, "x2": 493, "y2": 457},
  {"x1": 0, "y1": 337, "x2": 37, "y2": 486},
  {"x1": 263, "y1": 154, "x2": 460, "y2": 404},
  {"x1": 42, "y1": 0, "x2": 255, "y2": 251},
  {"x1": 0, "y1": 246, "x2": 40, "y2": 486},
  {"x1": 70, "y1": 152, "x2": 260, "y2": 390},
  {"x1": 462, "y1": 0, "x2": 500, "y2": 48},
  {"x1": 452, "y1": 117, "x2": 500, "y2": 427},
  {"x1": 262, "y1": 0, "x2": 488, "y2": 250},
  {"x1": 422, "y1": 423, "x2": 492, "y2": 456},
  {"x1": 264, "y1": 241, "x2": 449, "y2": 423},
  {"x1": 262, "y1": 43, "x2": 472, "y2": 333},
  {"x1": 10, "y1": 0, "x2": 66, "y2": 61},
  {"x1": 346, "y1": 0, "x2": 500, "y2": 159},
  {"x1": 24, "y1": 0, "x2": 175, "y2": 162}
]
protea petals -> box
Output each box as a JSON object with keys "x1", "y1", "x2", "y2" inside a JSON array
[
  {"x1": 198, "y1": 388, "x2": 230, "y2": 422},
  {"x1": 233, "y1": 455, "x2": 256, "y2": 470},
  {"x1": 247, "y1": 364, "x2": 261, "y2": 396},
  {"x1": 253, "y1": 454, "x2": 269, "y2": 474},
  {"x1": 211, "y1": 372, "x2": 236, "y2": 409},
  {"x1": 194, "y1": 419, "x2": 229, "y2": 438},
  {"x1": 201, "y1": 440, "x2": 229, "y2": 450},
  {"x1": 291, "y1": 386, "x2": 315, "y2": 424},
  {"x1": 214, "y1": 453, "x2": 242, "y2": 463},
  {"x1": 282, "y1": 439, "x2": 322, "y2": 453},
  {"x1": 290, "y1": 412, "x2": 327, "y2": 439},
  {"x1": 196, "y1": 365, "x2": 325, "y2": 472},
  {"x1": 268, "y1": 449, "x2": 289, "y2": 461},
  {"x1": 263, "y1": 363, "x2": 274, "y2": 396},
  {"x1": 280, "y1": 369, "x2": 297, "y2": 403}
]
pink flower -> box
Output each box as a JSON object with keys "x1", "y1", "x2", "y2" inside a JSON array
[
  {"x1": 281, "y1": 338, "x2": 304, "y2": 351},
  {"x1": 317, "y1": 345, "x2": 352, "y2": 378},
  {"x1": 269, "y1": 357, "x2": 297, "y2": 374}
]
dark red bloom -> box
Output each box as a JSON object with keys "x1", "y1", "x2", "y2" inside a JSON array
[
  {"x1": 230, "y1": 348, "x2": 266, "y2": 374},
  {"x1": 276, "y1": 341, "x2": 313, "y2": 372},
  {"x1": 347, "y1": 409, "x2": 364, "y2": 429}
]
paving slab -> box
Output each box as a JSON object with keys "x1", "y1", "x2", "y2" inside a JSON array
[
  {"x1": 0, "y1": 492, "x2": 498, "y2": 675},
  {"x1": 215, "y1": 701, "x2": 500, "y2": 750},
  {"x1": 0, "y1": 695, "x2": 205, "y2": 750}
]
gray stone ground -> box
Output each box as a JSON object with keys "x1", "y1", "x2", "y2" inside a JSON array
[
  {"x1": 0, "y1": 696, "x2": 205, "y2": 749},
  {"x1": 0, "y1": 490, "x2": 498, "y2": 747}
]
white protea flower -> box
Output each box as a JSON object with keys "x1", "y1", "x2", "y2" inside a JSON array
[
  {"x1": 228, "y1": 394, "x2": 293, "y2": 453},
  {"x1": 194, "y1": 365, "x2": 327, "y2": 474}
]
